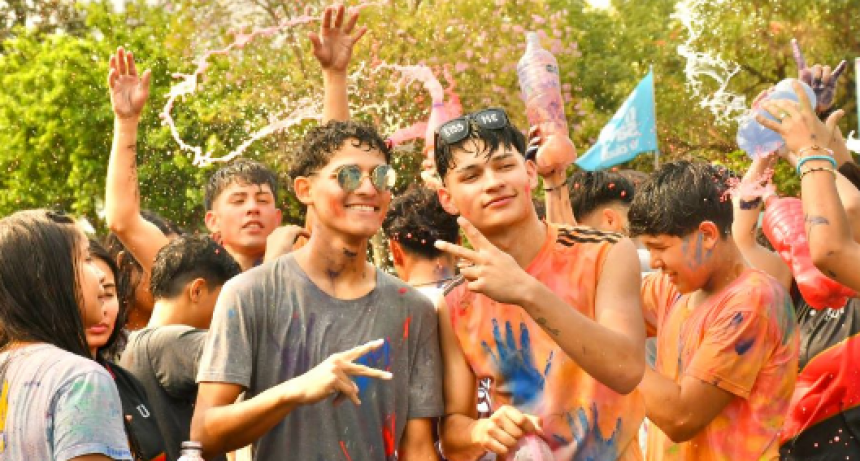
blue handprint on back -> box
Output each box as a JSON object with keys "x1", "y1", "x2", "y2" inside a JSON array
[{"x1": 481, "y1": 319, "x2": 553, "y2": 407}]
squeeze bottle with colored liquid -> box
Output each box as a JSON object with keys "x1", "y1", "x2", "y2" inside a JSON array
[
  {"x1": 422, "y1": 99, "x2": 448, "y2": 186},
  {"x1": 761, "y1": 195, "x2": 855, "y2": 309},
  {"x1": 517, "y1": 32, "x2": 577, "y2": 174},
  {"x1": 177, "y1": 441, "x2": 206, "y2": 461}
]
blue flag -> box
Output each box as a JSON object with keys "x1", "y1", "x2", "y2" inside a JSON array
[{"x1": 576, "y1": 71, "x2": 658, "y2": 171}]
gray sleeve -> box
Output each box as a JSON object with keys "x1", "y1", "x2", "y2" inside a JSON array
[
  {"x1": 407, "y1": 300, "x2": 445, "y2": 419},
  {"x1": 197, "y1": 275, "x2": 258, "y2": 387},
  {"x1": 53, "y1": 369, "x2": 133, "y2": 461},
  {"x1": 149, "y1": 328, "x2": 208, "y2": 398}
]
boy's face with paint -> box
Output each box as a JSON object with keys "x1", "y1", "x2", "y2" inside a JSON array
[
  {"x1": 639, "y1": 228, "x2": 718, "y2": 294},
  {"x1": 437, "y1": 140, "x2": 539, "y2": 235},
  {"x1": 301, "y1": 141, "x2": 392, "y2": 241}
]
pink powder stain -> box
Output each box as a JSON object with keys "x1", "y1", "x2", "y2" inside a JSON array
[{"x1": 398, "y1": 287, "x2": 408, "y2": 295}]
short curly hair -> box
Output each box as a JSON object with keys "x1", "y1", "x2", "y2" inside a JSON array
[
  {"x1": 149, "y1": 235, "x2": 241, "y2": 300},
  {"x1": 568, "y1": 170, "x2": 634, "y2": 222},
  {"x1": 204, "y1": 159, "x2": 279, "y2": 211},
  {"x1": 289, "y1": 120, "x2": 391, "y2": 179},
  {"x1": 382, "y1": 187, "x2": 459, "y2": 260}
]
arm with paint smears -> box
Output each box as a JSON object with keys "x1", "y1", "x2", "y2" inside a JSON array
[
  {"x1": 191, "y1": 340, "x2": 392, "y2": 458},
  {"x1": 730, "y1": 155, "x2": 792, "y2": 291}
]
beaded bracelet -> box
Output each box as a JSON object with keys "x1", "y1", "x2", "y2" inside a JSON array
[
  {"x1": 738, "y1": 197, "x2": 763, "y2": 210},
  {"x1": 796, "y1": 155, "x2": 836, "y2": 176},
  {"x1": 544, "y1": 182, "x2": 567, "y2": 192},
  {"x1": 797, "y1": 145, "x2": 832, "y2": 157},
  {"x1": 799, "y1": 166, "x2": 836, "y2": 181}
]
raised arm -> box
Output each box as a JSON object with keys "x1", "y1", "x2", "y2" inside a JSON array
[
  {"x1": 309, "y1": 4, "x2": 367, "y2": 122},
  {"x1": 758, "y1": 81, "x2": 860, "y2": 291},
  {"x1": 528, "y1": 126, "x2": 576, "y2": 225},
  {"x1": 436, "y1": 218, "x2": 645, "y2": 394},
  {"x1": 730, "y1": 154, "x2": 792, "y2": 290},
  {"x1": 191, "y1": 340, "x2": 392, "y2": 458},
  {"x1": 105, "y1": 47, "x2": 169, "y2": 274}
]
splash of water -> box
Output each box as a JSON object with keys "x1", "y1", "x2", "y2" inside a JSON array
[{"x1": 672, "y1": 0, "x2": 747, "y2": 125}]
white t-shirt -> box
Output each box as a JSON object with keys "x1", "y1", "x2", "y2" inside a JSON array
[{"x1": 0, "y1": 344, "x2": 132, "y2": 461}]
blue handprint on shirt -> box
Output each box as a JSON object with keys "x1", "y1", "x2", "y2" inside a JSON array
[
  {"x1": 551, "y1": 403, "x2": 621, "y2": 461},
  {"x1": 481, "y1": 319, "x2": 553, "y2": 407}
]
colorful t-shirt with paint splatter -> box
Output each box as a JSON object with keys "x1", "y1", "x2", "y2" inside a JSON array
[
  {"x1": 0, "y1": 343, "x2": 132, "y2": 461},
  {"x1": 444, "y1": 224, "x2": 646, "y2": 461},
  {"x1": 198, "y1": 254, "x2": 443, "y2": 461},
  {"x1": 641, "y1": 269, "x2": 799, "y2": 461}
]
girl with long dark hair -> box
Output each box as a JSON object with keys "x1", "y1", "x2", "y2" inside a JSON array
[{"x1": 0, "y1": 209, "x2": 132, "y2": 460}]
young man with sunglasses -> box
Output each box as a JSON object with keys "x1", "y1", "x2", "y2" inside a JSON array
[
  {"x1": 432, "y1": 108, "x2": 646, "y2": 460},
  {"x1": 191, "y1": 120, "x2": 443, "y2": 461}
]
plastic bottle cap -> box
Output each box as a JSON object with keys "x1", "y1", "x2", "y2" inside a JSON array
[
  {"x1": 181, "y1": 441, "x2": 203, "y2": 449},
  {"x1": 526, "y1": 31, "x2": 540, "y2": 46}
]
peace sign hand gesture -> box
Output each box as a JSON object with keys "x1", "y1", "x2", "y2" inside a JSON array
[
  {"x1": 107, "y1": 47, "x2": 151, "y2": 121},
  {"x1": 791, "y1": 39, "x2": 847, "y2": 114},
  {"x1": 291, "y1": 339, "x2": 392, "y2": 406},
  {"x1": 309, "y1": 4, "x2": 368, "y2": 74},
  {"x1": 434, "y1": 217, "x2": 534, "y2": 305}
]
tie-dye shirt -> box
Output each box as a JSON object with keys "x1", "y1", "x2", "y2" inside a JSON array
[
  {"x1": 444, "y1": 224, "x2": 646, "y2": 461},
  {"x1": 641, "y1": 269, "x2": 799, "y2": 461}
]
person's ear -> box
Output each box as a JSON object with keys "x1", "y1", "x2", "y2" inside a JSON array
[
  {"x1": 699, "y1": 221, "x2": 721, "y2": 249},
  {"x1": 389, "y1": 240, "x2": 405, "y2": 266},
  {"x1": 437, "y1": 187, "x2": 460, "y2": 216},
  {"x1": 525, "y1": 158, "x2": 539, "y2": 190},
  {"x1": 188, "y1": 278, "x2": 207, "y2": 303},
  {"x1": 294, "y1": 176, "x2": 314, "y2": 206},
  {"x1": 204, "y1": 210, "x2": 219, "y2": 233}
]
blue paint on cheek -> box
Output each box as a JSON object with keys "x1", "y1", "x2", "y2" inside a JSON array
[{"x1": 735, "y1": 337, "x2": 755, "y2": 355}]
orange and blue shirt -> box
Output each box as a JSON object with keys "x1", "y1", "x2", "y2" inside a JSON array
[{"x1": 444, "y1": 224, "x2": 645, "y2": 461}]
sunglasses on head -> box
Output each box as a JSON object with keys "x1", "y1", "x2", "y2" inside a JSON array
[
  {"x1": 313, "y1": 164, "x2": 396, "y2": 193},
  {"x1": 435, "y1": 108, "x2": 511, "y2": 146}
]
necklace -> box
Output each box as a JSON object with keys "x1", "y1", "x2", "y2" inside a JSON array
[{"x1": 410, "y1": 276, "x2": 455, "y2": 288}]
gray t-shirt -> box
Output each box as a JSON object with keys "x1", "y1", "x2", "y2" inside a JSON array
[
  {"x1": 198, "y1": 254, "x2": 443, "y2": 461},
  {"x1": 0, "y1": 344, "x2": 132, "y2": 461},
  {"x1": 120, "y1": 325, "x2": 210, "y2": 461}
]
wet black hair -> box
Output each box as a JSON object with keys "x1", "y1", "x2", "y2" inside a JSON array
[
  {"x1": 628, "y1": 161, "x2": 735, "y2": 238},
  {"x1": 433, "y1": 114, "x2": 527, "y2": 181},
  {"x1": 150, "y1": 235, "x2": 241, "y2": 300},
  {"x1": 204, "y1": 159, "x2": 279, "y2": 211},
  {"x1": 568, "y1": 170, "x2": 635, "y2": 222},
  {"x1": 0, "y1": 210, "x2": 90, "y2": 358},
  {"x1": 289, "y1": 120, "x2": 391, "y2": 180},
  {"x1": 382, "y1": 187, "x2": 459, "y2": 260}
]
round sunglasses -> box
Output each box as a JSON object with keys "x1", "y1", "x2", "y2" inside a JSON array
[{"x1": 312, "y1": 164, "x2": 396, "y2": 193}]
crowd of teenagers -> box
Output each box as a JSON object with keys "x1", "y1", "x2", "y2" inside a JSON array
[{"x1": 2, "y1": 4, "x2": 860, "y2": 461}]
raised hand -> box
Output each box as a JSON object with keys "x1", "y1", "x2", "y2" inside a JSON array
[
  {"x1": 434, "y1": 217, "x2": 533, "y2": 305},
  {"x1": 107, "y1": 47, "x2": 151, "y2": 121},
  {"x1": 791, "y1": 39, "x2": 847, "y2": 113},
  {"x1": 470, "y1": 405, "x2": 543, "y2": 457},
  {"x1": 757, "y1": 81, "x2": 847, "y2": 158},
  {"x1": 309, "y1": 4, "x2": 368, "y2": 74},
  {"x1": 290, "y1": 339, "x2": 392, "y2": 406}
]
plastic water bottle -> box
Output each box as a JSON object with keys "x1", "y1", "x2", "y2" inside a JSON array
[
  {"x1": 736, "y1": 78, "x2": 817, "y2": 158},
  {"x1": 517, "y1": 32, "x2": 577, "y2": 173},
  {"x1": 177, "y1": 441, "x2": 205, "y2": 461},
  {"x1": 761, "y1": 195, "x2": 855, "y2": 309},
  {"x1": 505, "y1": 435, "x2": 553, "y2": 461}
]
